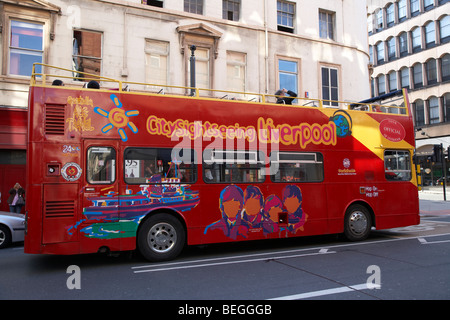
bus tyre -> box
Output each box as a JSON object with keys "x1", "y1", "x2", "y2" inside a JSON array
[
  {"x1": 344, "y1": 204, "x2": 372, "y2": 241},
  {"x1": 138, "y1": 213, "x2": 185, "y2": 262}
]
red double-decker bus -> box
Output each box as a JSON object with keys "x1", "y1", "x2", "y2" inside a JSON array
[{"x1": 24, "y1": 64, "x2": 419, "y2": 261}]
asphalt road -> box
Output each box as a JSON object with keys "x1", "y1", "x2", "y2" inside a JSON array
[{"x1": 1, "y1": 212, "x2": 450, "y2": 305}]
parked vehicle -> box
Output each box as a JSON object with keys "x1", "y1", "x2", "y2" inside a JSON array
[{"x1": 0, "y1": 211, "x2": 25, "y2": 249}]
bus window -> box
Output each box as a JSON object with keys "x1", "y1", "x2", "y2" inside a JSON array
[
  {"x1": 270, "y1": 152, "x2": 324, "y2": 182},
  {"x1": 203, "y1": 149, "x2": 265, "y2": 183},
  {"x1": 87, "y1": 146, "x2": 116, "y2": 184},
  {"x1": 124, "y1": 147, "x2": 197, "y2": 184},
  {"x1": 384, "y1": 150, "x2": 411, "y2": 181}
]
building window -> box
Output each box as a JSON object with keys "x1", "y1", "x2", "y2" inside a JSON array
[
  {"x1": 398, "y1": 0, "x2": 407, "y2": 22},
  {"x1": 319, "y1": 10, "x2": 335, "y2": 40},
  {"x1": 184, "y1": 0, "x2": 203, "y2": 14},
  {"x1": 143, "y1": 0, "x2": 163, "y2": 7},
  {"x1": 440, "y1": 15, "x2": 450, "y2": 43},
  {"x1": 426, "y1": 59, "x2": 437, "y2": 85},
  {"x1": 278, "y1": 59, "x2": 298, "y2": 95},
  {"x1": 413, "y1": 63, "x2": 423, "y2": 89},
  {"x1": 410, "y1": 0, "x2": 420, "y2": 17},
  {"x1": 424, "y1": 0, "x2": 434, "y2": 11},
  {"x1": 388, "y1": 70, "x2": 397, "y2": 92},
  {"x1": 425, "y1": 21, "x2": 436, "y2": 48},
  {"x1": 145, "y1": 39, "x2": 169, "y2": 87},
  {"x1": 277, "y1": 1, "x2": 295, "y2": 33},
  {"x1": 401, "y1": 67, "x2": 410, "y2": 88},
  {"x1": 188, "y1": 47, "x2": 210, "y2": 89},
  {"x1": 444, "y1": 93, "x2": 450, "y2": 122},
  {"x1": 9, "y1": 20, "x2": 44, "y2": 77},
  {"x1": 73, "y1": 30, "x2": 102, "y2": 79},
  {"x1": 387, "y1": 37, "x2": 396, "y2": 61},
  {"x1": 429, "y1": 97, "x2": 440, "y2": 124},
  {"x1": 376, "y1": 41, "x2": 385, "y2": 64},
  {"x1": 386, "y1": 3, "x2": 395, "y2": 27},
  {"x1": 414, "y1": 100, "x2": 425, "y2": 126},
  {"x1": 369, "y1": 46, "x2": 374, "y2": 64},
  {"x1": 375, "y1": 8, "x2": 383, "y2": 32},
  {"x1": 223, "y1": 0, "x2": 240, "y2": 21},
  {"x1": 321, "y1": 66, "x2": 339, "y2": 106},
  {"x1": 377, "y1": 74, "x2": 386, "y2": 95},
  {"x1": 442, "y1": 54, "x2": 450, "y2": 81},
  {"x1": 411, "y1": 27, "x2": 422, "y2": 52},
  {"x1": 226, "y1": 51, "x2": 246, "y2": 93},
  {"x1": 399, "y1": 32, "x2": 408, "y2": 57}
]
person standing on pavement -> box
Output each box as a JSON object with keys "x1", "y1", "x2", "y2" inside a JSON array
[{"x1": 7, "y1": 183, "x2": 25, "y2": 213}]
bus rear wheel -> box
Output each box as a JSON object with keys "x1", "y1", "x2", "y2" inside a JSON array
[
  {"x1": 138, "y1": 213, "x2": 185, "y2": 262},
  {"x1": 344, "y1": 204, "x2": 372, "y2": 241}
]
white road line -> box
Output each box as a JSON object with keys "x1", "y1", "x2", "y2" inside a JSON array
[
  {"x1": 268, "y1": 283, "x2": 380, "y2": 300},
  {"x1": 131, "y1": 232, "x2": 450, "y2": 274},
  {"x1": 418, "y1": 237, "x2": 450, "y2": 245},
  {"x1": 133, "y1": 249, "x2": 336, "y2": 273}
]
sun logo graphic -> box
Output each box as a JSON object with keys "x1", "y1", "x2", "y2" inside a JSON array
[{"x1": 94, "y1": 94, "x2": 139, "y2": 142}]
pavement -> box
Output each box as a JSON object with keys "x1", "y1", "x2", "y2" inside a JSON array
[{"x1": 419, "y1": 186, "x2": 450, "y2": 216}]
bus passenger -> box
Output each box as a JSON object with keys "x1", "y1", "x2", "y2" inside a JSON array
[
  {"x1": 275, "y1": 88, "x2": 297, "y2": 105},
  {"x1": 204, "y1": 185, "x2": 247, "y2": 239}
]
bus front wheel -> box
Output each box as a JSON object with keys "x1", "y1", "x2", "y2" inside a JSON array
[
  {"x1": 344, "y1": 204, "x2": 372, "y2": 241},
  {"x1": 138, "y1": 213, "x2": 185, "y2": 262}
]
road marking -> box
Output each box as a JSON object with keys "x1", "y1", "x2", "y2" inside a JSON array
[
  {"x1": 418, "y1": 236, "x2": 450, "y2": 245},
  {"x1": 132, "y1": 249, "x2": 336, "y2": 273},
  {"x1": 131, "y1": 232, "x2": 450, "y2": 274},
  {"x1": 268, "y1": 283, "x2": 380, "y2": 300}
]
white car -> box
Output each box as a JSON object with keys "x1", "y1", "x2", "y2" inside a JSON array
[{"x1": 0, "y1": 211, "x2": 25, "y2": 249}]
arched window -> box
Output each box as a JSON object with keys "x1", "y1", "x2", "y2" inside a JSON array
[
  {"x1": 411, "y1": 27, "x2": 422, "y2": 52},
  {"x1": 377, "y1": 74, "x2": 386, "y2": 95},
  {"x1": 386, "y1": 3, "x2": 395, "y2": 27},
  {"x1": 441, "y1": 54, "x2": 450, "y2": 82},
  {"x1": 413, "y1": 63, "x2": 423, "y2": 89},
  {"x1": 444, "y1": 93, "x2": 450, "y2": 122},
  {"x1": 400, "y1": 66, "x2": 410, "y2": 88},
  {"x1": 376, "y1": 41, "x2": 385, "y2": 64},
  {"x1": 414, "y1": 99, "x2": 425, "y2": 126},
  {"x1": 398, "y1": 0, "x2": 407, "y2": 22},
  {"x1": 398, "y1": 32, "x2": 408, "y2": 57},
  {"x1": 387, "y1": 37, "x2": 396, "y2": 60},
  {"x1": 425, "y1": 21, "x2": 436, "y2": 48},
  {"x1": 440, "y1": 15, "x2": 450, "y2": 43},
  {"x1": 388, "y1": 70, "x2": 397, "y2": 92},
  {"x1": 428, "y1": 97, "x2": 440, "y2": 124},
  {"x1": 426, "y1": 59, "x2": 437, "y2": 85}
]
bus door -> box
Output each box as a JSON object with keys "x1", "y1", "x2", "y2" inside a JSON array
[{"x1": 80, "y1": 140, "x2": 121, "y2": 251}]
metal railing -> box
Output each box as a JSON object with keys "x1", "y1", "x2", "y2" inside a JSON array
[{"x1": 31, "y1": 63, "x2": 409, "y2": 115}]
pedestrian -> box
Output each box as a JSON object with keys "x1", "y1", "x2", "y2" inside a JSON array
[
  {"x1": 275, "y1": 88, "x2": 297, "y2": 105},
  {"x1": 7, "y1": 183, "x2": 25, "y2": 213}
]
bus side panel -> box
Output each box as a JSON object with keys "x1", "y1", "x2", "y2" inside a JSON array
[
  {"x1": 24, "y1": 184, "x2": 43, "y2": 254},
  {"x1": 42, "y1": 183, "x2": 79, "y2": 245},
  {"x1": 375, "y1": 182, "x2": 420, "y2": 230},
  {"x1": 196, "y1": 182, "x2": 328, "y2": 245}
]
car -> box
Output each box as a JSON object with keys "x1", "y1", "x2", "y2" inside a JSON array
[{"x1": 0, "y1": 211, "x2": 25, "y2": 249}]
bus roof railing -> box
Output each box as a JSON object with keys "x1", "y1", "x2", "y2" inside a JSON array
[{"x1": 30, "y1": 63, "x2": 409, "y2": 116}]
